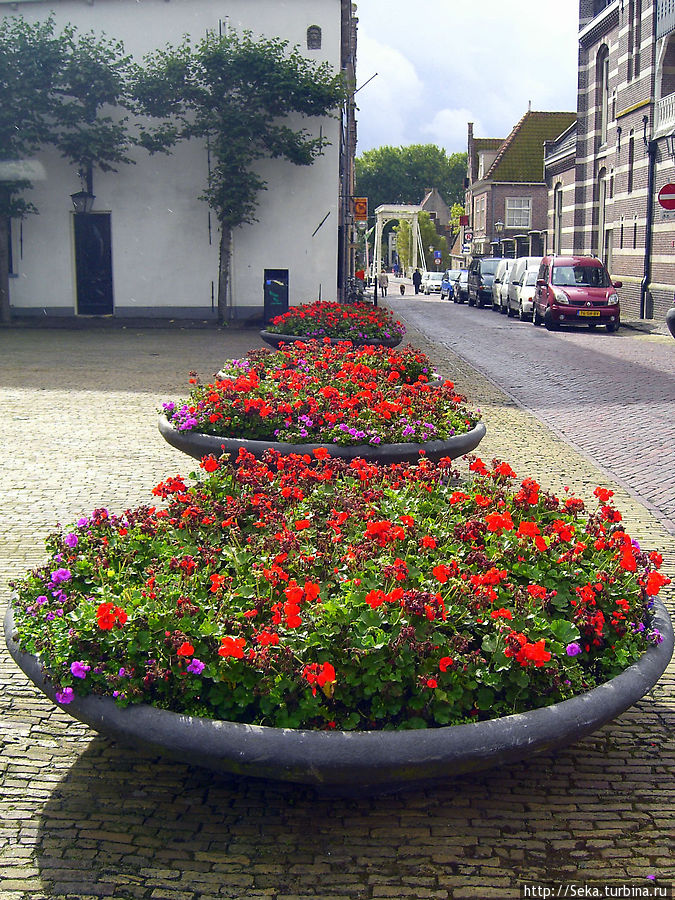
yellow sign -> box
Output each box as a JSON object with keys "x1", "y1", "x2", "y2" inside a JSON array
[{"x1": 353, "y1": 197, "x2": 368, "y2": 222}]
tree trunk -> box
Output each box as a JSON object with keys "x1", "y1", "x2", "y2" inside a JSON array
[
  {"x1": 0, "y1": 212, "x2": 11, "y2": 326},
  {"x1": 217, "y1": 222, "x2": 232, "y2": 325}
]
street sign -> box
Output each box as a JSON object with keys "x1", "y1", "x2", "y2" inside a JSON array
[
  {"x1": 657, "y1": 184, "x2": 675, "y2": 210},
  {"x1": 353, "y1": 197, "x2": 368, "y2": 222},
  {"x1": 464, "y1": 230, "x2": 473, "y2": 241},
  {"x1": 434, "y1": 250, "x2": 442, "y2": 260},
  {"x1": 462, "y1": 244, "x2": 471, "y2": 254}
]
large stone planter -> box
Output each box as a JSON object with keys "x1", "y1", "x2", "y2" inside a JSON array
[
  {"x1": 259, "y1": 329, "x2": 403, "y2": 349},
  {"x1": 158, "y1": 415, "x2": 486, "y2": 464},
  {"x1": 5, "y1": 600, "x2": 672, "y2": 791},
  {"x1": 666, "y1": 306, "x2": 675, "y2": 340}
]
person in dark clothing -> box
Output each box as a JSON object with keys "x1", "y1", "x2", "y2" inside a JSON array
[{"x1": 412, "y1": 269, "x2": 422, "y2": 294}]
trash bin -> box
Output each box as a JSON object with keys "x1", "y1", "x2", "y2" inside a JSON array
[{"x1": 399, "y1": 284, "x2": 405, "y2": 295}]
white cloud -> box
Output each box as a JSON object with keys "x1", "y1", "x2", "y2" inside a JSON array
[
  {"x1": 354, "y1": 0, "x2": 579, "y2": 153},
  {"x1": 421, "y1": 108, "x2": 484, "y2": 151},
  {"x1": 354, "y1": 34, "x2": 424, "y2": 150}
]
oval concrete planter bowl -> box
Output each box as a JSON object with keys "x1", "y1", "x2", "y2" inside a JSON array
[
  {"x1": 5, "y1": 600, "x2": 672, "y2": 790},
  {"x1": 666, "y1": 306, "x2": 675, "y2": 340},
  {"x1": 158, "y1": 415, "x2": 486, "y2": 465},
  {"x1": 259, "y1": 329, "x2": 403, "y2": 349}
]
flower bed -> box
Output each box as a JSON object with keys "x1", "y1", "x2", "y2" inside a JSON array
[
  {"x1": 9, "y1": 450, "x2": 670, "y2": 735},
  {"x1": 161, "y1": 341, "x2": 480, "y2": 450},
  {"x1": 262, "y1": 301, "x2": 405, "y2": 346}
]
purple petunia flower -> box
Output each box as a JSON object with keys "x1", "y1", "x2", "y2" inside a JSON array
[
  {"x1": 35, "y1": 595, "x2": 48, "y2": 607},
  {"x1": 187, "y1": 658, "x2": 205, "y2": 675},
  {"x1": 55, "y1": 687, "x2": 74, "y2": 704},
  {"x1": 77, "y1": 517, "x2": 89, "y2": 528},
  {"x1": 566, "y1": 642, "x2": 582, "y2": 657},
  {"x1": 50, "y1": 568, "x2": 72, "y2": 585},
  {"x1": 64, "y1": 533, "x2": 78, "y2": 548},
  {"x1": 70, "y1": 661, "x2": 90, "y2": 679}
]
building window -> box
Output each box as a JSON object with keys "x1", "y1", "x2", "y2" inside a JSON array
[
  {"x1": 505, "y1": 197, "x2": 531, "y2": 229},
  {"x1": 553, "y1": 183, "x2": 563, "y2": 254},
  {"x1": 473, "y1": 194, "x2": 487, "y2": 233},
  {"x1": 627, "y1": 130, "x2": 635, "y2": 194},
  {"x1": 306, "y1": 26, "x2": 322, "y2": 50},
  {"x1": 597, "y1": 168, "x2": 607, "y2": 259},
  {"x1": 597, "y1": 45, "x2": 610, "y2": 145}
]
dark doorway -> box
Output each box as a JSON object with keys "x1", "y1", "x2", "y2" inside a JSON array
[{"x1": 74, "y1": 213, "x2": 113, "y2": 316}]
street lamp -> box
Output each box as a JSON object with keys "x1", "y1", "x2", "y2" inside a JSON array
[
  {"x1": 70, "y1": 189, "x2": 95, "y2": 214},
  {"x1": 494, "y1": 220, "x2": 504, "y2": 237}
]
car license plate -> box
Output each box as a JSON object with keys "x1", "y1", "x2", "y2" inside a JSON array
[{"x1": 578, "y1": 310, "x2": 601, "y2": 317}]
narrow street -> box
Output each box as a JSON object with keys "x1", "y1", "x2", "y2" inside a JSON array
[{"x1": 387, "y1": 288, "x2": 675, "y2": 535}]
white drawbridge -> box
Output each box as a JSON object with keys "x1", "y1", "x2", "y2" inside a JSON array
[{"x1": 371, "y1": 204, "x2": 426, "y2": 279}]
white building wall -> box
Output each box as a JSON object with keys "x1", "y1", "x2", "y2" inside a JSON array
[{"x1": 2, "y1": 0, "x2": 342, "y2": 318}]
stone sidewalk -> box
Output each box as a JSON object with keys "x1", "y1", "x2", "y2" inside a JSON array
[{"x1": 0, "y1": 319, "x2": 673, "y2": 900}]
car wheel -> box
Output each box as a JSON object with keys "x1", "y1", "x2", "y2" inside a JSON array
[
  {"x1": 532, "y1": 304, "x2": 543, "y2": 326},
  {"x1": 544, "y1": 309, "x2": 558, "y2": 331},
  {"x1": 499, "y1": 300, "x2": 508, "y2": 315},
  {"x1": 507, "y1": 301, "x2": 515, "y2": 318},
  {"x1": 606, "y1": 320, "x2": 619, "y2": 333},
  {"x1": 518, "y1": 302, "x2": 527, "y2": 321}
]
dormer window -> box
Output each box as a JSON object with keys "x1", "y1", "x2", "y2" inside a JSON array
[{"x1": 307, "y1": 26, "x2": 322, "y2": 50}]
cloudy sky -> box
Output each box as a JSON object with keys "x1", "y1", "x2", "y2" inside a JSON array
[{"x1": 354, "y1": 0, "x2": 580, "y2": 155}]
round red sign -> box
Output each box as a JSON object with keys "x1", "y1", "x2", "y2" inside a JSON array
[{"x1": 657, "y1": 183, "x2": 675, "y2": 210}]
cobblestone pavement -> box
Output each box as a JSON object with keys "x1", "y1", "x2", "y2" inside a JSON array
[
  {"x1": 388, "y1": 291, "x2": 675, "y2": 536},
  {"x1": 1, "y1": 321, "x2": 674, "y2": 900}
]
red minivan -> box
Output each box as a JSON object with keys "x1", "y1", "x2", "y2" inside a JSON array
[{"x1": 532, "y1": 256, "x2": 621, "y2": 332}]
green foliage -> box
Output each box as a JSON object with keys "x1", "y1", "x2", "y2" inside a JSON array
[
  {"x1": 0, "y1": 16, "x2": 66, "y2": 217},
  {"x1": 133, "y1": 29, "x2": 345, "y2": 229},
  {"x1": 53, "y1": 28, "x2": 135, "y2": 174},
  {"x1": 355, "y1": 144, "x2": 467, "y2": 212}
]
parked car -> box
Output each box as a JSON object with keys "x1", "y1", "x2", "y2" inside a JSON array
[
  {"x1": 508, "y1": 268, "x2": 539, "y2": 319},
  {"x1": 491, "y1": 258, "x2": 513, "y2": 311},
  {"x1": 452, "y1": 270, "x2": 469, "y2": 303},
  {"x1": 468, "y1": 257, "x2": 502, "y2": 308},
  {"x1": 441, "y1": 269, "x2": 462, "y2": 300},
  {"x1": 498, "y1": 265, "x2": 517, "y2": 314},
  {"x1": 423, "y1": 272, "x2": 444, "y2": 294},
  {"x1": 532, "y1": 256, "x2": 621, "y2": 332},
  {"x1": 506, "y1": 256, "x2": 543, "y2": 314}
]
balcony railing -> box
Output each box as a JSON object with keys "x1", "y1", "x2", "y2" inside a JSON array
[
  {"x1": 655, "y1": 93, "x2": 675, "y2": 134},
  {"x1": 657, "y1": 0, "x2": 675, "y2": 40}
]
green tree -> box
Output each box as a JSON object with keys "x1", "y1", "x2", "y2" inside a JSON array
[
  {"x1": 0, "y1": 17, "x2": 136, "y2": 324},
  {"x1": 133, "y1": 30, "x2": 345, "y2": 323},
  {"x1": 54, "y1": 29, "x2": 135, "y2": 185},
  {"x1": 355, "y1": 144, "x2": 466, "y2": 212},
  {"x1": 0, "y1": 17, "x2": 65, "y2": 324}
]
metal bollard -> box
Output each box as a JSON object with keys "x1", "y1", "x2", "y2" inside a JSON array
[{"x1": 400, "y1": 284, "x2": 405, "y2": 295}]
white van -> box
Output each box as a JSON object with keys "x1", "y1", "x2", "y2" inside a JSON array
[
  {"x1": 491, "y1": 258, "x2": 513, "y2": 311},
  {"x1": 506, "y1": 257, "x2": 543, "y2": 315}
]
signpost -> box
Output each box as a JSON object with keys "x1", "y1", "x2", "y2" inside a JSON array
[
  {"x1": 657, "y1": 184, "x2": 675, "y2": 209},
  {"x1": 657, "y1": 184, "x2": 675, "y2": 220}
]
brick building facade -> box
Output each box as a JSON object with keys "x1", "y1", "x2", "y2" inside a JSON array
[{"x1": 545, "y1": 0, "x2": 675, "y2": 321}]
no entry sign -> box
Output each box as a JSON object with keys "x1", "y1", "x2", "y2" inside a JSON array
[{"x1": 657, "y1": 183, "x2": 675, "y2": 210}]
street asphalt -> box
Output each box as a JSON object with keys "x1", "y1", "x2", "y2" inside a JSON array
[{"x1": 0, "y1": 311, "x2": 673, "y2": 900}]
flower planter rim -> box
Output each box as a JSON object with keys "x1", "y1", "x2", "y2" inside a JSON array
[
  {"x1": 4, "y1": 598, "x2": 672, "y2": 789},
  {"x1": 157, "y1": 414, "x2": 486, "y2": 464},
  {"x1": 259, "y1": 329, "x2": 403, "y2": 348}
]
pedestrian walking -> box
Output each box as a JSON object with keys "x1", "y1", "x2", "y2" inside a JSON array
[
  {"x1": 378, "y1": 271, "x2": 389, "y2": 297},
  {"x1": 412, "y1": 269, "x2": 422, "y2": 294}
]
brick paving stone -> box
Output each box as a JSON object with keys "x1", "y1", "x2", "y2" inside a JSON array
[{"x1": 0, "y1": 322, "x2": 673, "y2": 900}]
